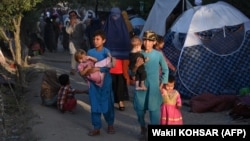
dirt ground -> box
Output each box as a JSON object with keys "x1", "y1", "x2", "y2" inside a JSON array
[{"x1": 2, "y1": 46, "x2": 249, "y2": 141}]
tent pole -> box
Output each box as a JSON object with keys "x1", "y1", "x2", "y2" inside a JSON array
[
  {"x1": 95, "y1": 0, "x2": 99, "y2": 18},
  {"x1": 182, "y1": 0, "x2": 184, "y2": 13}
]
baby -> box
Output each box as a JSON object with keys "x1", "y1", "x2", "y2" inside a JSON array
[{"x1": 75, "y1": 49, "x2": 115, "y2": 87}]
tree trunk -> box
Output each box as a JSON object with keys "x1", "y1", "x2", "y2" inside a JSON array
[
  {"x1": 0, "y1": 27, "x2": 15, "y2": 62},
  {"x1": 8, "y1": 40, "x2": 15, "y2": 63},
  {"x1": 13, "y1": 15, "x2": 27, "y2": 90},
  {"x1": 13, "y1": 15, "x2": 22, "y2": 66}
]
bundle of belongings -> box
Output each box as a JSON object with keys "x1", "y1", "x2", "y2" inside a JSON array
[
  {"x1": 189, "y1": 92, "x2": 250, "y2": 120},
  {"x1": 189, "y1": 93, "x2": 238, "y2": 113},
  {"x1": 40, "y1": 70, "x2": 60, "y2": 106},
  {"x1": 229, "y1": 88, "x2": 250, "y2": 119}
]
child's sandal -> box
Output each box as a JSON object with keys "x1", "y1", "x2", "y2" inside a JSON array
[
  {"x1": 107, "y1": 126, "x2": 115, "y2": 134},
  {"x1": 88, "y1": 129, "x2": 100, "y2": 136}
]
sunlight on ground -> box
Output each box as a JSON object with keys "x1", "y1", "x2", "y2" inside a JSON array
[{"x1": 77, "y1": 100, "x2": 91, "y2": 111}]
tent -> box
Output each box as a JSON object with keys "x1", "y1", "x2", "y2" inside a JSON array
[
  {"x1": 163, "y1": 1, "x2": 250, "y2": 98},
  {"x1": 130, "y1": 17, "x2": 145, "y2": 27},
  {"x1": 139, "y1": 0, "x2": 192, "y2": 38},
  {"x1": 130, "y1": 17, "x2": 145, "y2": 35}
]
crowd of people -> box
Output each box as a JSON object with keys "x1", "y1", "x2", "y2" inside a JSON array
[{"x1": 40, "y1": 7, "x2": 183, "y2": 141}]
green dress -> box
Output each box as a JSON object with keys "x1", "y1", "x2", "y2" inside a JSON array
[{"x1": 133, "y1": 49, "x2": 169, "y2": 111}]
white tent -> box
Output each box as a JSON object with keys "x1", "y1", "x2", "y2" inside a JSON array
[
  {"x1": 170, "y1": 7, "x2": 198, "y2": 33},
  {"x1": 140, "y1": 0, "x2": 192, "y2": 37},
  {"x1": 163, "y1": 1, "x2": 250, "y2": 98},
  {"x1": 184, "y1": 1, "x2": 249, "y2": 47}
]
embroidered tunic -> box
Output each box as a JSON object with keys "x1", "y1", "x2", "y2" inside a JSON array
[{"x1": 160, "y1": 89, "x2": 183, "y2": 125}]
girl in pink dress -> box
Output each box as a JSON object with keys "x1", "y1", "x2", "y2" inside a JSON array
[
  {"x1": 160, "y1": 75, "x2": 183, "y2": 125},
  {"x1": 75, "y1": 49, "x2": 114, "y2": 87}
]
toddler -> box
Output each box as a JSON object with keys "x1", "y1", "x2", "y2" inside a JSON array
[
  {"x1": 160, "y1": 75, "x2": 183, "y2": 125},
  {"x1": 75, "y1": 49, "x2": 115, "y2": 87},
  {"x1": 129, "y1": 36, "x2": 148, "y2": 90}
]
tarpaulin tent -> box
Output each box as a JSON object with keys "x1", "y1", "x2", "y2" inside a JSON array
[
  {"x1": 130, "y1": 17, "x2": 145, "y2": 27},
  {"x1": 163, "y1": 1, "x2": 250, "y2": 98},
  {"x1": 130, "y1": 17, "x2": 145, "y2": 35},
  {"x1": 139, "y1": 0, "x2": 192, "y2": 38}
]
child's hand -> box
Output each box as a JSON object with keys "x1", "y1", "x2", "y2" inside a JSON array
[
  {"x1": 85, "y1": 65, "x2": 92, "y2": 70},
  {"x1": 159, "y1": 83, "x2": 163, "y2": 90},
  {"x1": 87, "y1": 56, "x2": 97, "y2": 62},
  {"x1": 176, "y1": 104, "x2": 181, "y2": 109},
  {"x1": 86, "y1": 56, "x2": 90, "y2": 60},
  {"x1": 135, "y1": 57, "x2": 144, "y2": 68}
]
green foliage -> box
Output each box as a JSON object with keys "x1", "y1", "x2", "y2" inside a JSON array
[{"x1": 0, "y1": 0, "x2": 42, "y2": 32}]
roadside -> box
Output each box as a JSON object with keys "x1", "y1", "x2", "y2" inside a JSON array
[
  {"x1": 25, "y1": 49, "x2": 144, "y2": 141},
  {"x1": 24, "y1": 46, "x2": 249, "y2": 141}
]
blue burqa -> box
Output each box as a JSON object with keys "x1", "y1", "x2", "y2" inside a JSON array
[{"x1": 103, "y1": 7, "x2": 131, "y2": 59}]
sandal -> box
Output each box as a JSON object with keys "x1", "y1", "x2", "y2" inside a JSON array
[
  {"x1": 88, "y1": 129, "x2": 100, "y2": 136},
  {"x1": 118, "y1": 101, "x2": 125, "y2": 111},
  {"x1": 107, "y1": 126, "x2": 115, "y2": 134}
]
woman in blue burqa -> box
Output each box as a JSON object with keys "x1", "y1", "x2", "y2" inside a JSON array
[{"x1": 103, "y1": 7, "x2": 131, "y2": 110}]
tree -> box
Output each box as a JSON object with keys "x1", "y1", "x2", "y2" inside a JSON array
[
  {"x1": 0, "y1": 0, "x2": 44, "y2": 95},
  {"x1": 0, "y1": 0, "x2": 42, "y2": 66}
]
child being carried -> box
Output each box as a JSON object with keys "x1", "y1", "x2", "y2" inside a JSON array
[{"x1": 75, "y1": 49, "x2": 115, "y2": 87}]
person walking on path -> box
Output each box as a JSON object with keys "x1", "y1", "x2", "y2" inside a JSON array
[
  {"x1": 121, "y1": 10, "x2": 136, "y2": 86},
  {"x1": 66, "y1": 10, "x2": 87, "y2": 75},
  {"x1": 44, "y1": 17, "x2": 57, "y2": 53},
  {"x1": 130, "y1": 30, "x2": 169, "y2": 140},
  {"x1": 79, "y1": 30, "x2": 115, "y2": 136},
  {"x1": 160, "y1": 74, "x2": 183, "y2": 125},
  {"x1": 62, "y1": 18, "x2": 70, "y2": 51},
  {"x1": 103, "y1": 7, "x2": 130, "y2": 111}
]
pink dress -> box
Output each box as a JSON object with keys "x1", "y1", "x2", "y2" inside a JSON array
[
  {"x1": 78, "y1": 57, "x2": 113, "y2": 87},
  {"x1": 160, "y1": 89, "x2": 183, "y2": 125}
]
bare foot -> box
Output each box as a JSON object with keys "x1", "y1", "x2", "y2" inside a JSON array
[
  {"x1": 141, "y1": 86, "x2": 147, "y2": 90},
  {"x1": 136, "y1": 87, "x2": 144, "y2": 90}
]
